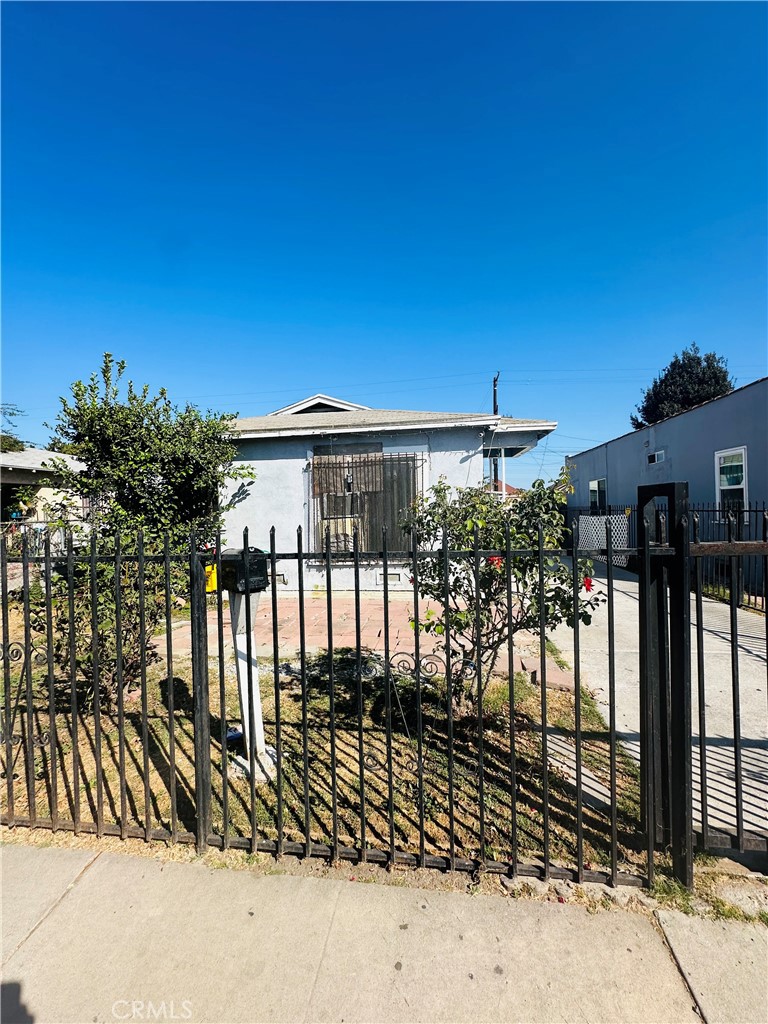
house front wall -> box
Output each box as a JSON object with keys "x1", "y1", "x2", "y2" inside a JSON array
[
  {"x1": 566, "y1": 379, "x2": 768, "y2": 510},
  {"x1": 222, "y1": 426, "x2": 488, "y2": 590}
]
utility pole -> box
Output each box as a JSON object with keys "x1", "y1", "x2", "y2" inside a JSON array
[{"x1": 492, "y1": 371, "x2": 500, "y2": 492}]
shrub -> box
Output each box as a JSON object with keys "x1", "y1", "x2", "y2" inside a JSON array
[{"x1": 402, "y1": 468, "x2": 602, "y2": 711}]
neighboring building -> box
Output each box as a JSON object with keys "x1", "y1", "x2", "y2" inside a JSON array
[
  {"x1": 566, "y1": 377, "x2": 767, "y2": 514},
  {"x1": 223, "y1": 393, "x2": 556, "y2": 589},
  {"x1": 0, "y1": 448, "x2": 85, "y2": 522},
  {"x1": 485, "y1": 482, "x2": 525, "y2": 498}
]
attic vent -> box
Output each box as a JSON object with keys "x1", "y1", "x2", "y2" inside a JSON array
[
  {"x1": 295, "y1": 402, "x2": 349, "y2": 415},
  {"x1": 268, "y1": 394, "x2": 371, "y2": 416}
]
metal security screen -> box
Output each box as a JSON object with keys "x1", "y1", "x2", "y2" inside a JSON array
[{"x1": 311, "y1": 452, "x2": 423, "y2": 552}]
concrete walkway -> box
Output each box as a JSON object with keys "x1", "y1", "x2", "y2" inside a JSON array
[
  {"x1": 169, "y1": 593, "x2": 443, "y2": 661},
  {"x1": 2, "y1": 842, "x2": 767, "y2": 1024},
  {"x1": 551, "y1": 565, "x2": 768, "y2": 842}
]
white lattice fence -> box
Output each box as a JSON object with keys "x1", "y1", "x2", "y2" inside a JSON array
[{"x1": 577, "y1": 514, "x2": 629, "y2": 567}]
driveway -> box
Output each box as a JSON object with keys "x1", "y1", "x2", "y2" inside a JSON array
[{"x1": 551, "y1": 563, "x2": 768, "y2": 843}]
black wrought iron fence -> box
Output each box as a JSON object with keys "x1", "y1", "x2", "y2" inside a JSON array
[
  {"x1": 566, "y1": 503, "x2": 767, "y2": 612},
  {"x1": 689, "y1": 511, "x2": 768, "y2": 857},
  {"x1": 0, "y1": 530, "x2": 196, "y2": 844},
  {"x1": 0, "y1": 521, "x2": 67, "y2": 558},
  {"x1": 2, "y1": 493, "x2": 765, "y2": 890}
]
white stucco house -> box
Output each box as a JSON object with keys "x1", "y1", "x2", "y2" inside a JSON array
[
  {"x1": 223, "y1": 394, "x2": 556, "y2": 589},
  {"x1": 0, "y1": 448, "x2": 85, "y2": 522}
]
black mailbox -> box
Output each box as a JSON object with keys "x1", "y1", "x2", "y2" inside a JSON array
[{"x1": 219, "y1": 547, "x2": 269, "y2": 593}]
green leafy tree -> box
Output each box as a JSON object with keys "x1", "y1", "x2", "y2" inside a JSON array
[
  {"x1": 36, "y1": 354, "x2": 253, "y2": 706},
  {"x1": 1, "y1": 403, "x2": 26, "y2": 452},
  {"x1": 46, "y1": 353, "x2": 252, "y2": 543},
  {"x1": 402, "y1": 469, "x2": 602, "y2": 712},
  {"x1": 631, "y1": 343, "x2": 733, "y2": 429}
]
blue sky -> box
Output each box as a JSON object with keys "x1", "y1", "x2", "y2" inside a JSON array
[{"x1": 2, "y1": 2, "x2": 766, "y2": 485}]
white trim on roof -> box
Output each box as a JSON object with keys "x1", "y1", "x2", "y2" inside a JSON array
[
  {"x1": 234, "y1": 418, "x2": 557, "y2": 441},
  {"x1": 0, "y1": 448, "x2": 84, "y2": 473},
  {"x1": 268, "y1": 394, "x2": 372, "y2": 416}
]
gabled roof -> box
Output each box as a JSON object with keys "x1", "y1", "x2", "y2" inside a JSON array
[
  {"x1": 268, "y1": 394, "x2": 371, "y2": 416},
  {"x1": 0, "y1": 448, "x2": 84, "y2": 473}
]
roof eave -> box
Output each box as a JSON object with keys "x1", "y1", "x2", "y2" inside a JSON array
[{"x1": 231, "y1": 418, "x2": 557, "y2": 441}]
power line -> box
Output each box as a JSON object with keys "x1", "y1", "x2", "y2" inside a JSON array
[
  {"x1": 169, "y1": 363, "x2": 768, "y2": 402},
  {"x1": 10, "y1": 363, "x2": 766, "y2": 415}
]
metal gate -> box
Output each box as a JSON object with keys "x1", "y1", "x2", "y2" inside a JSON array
[{"x1": 637, "y1": 483, "x2": 767, "y2": 886}]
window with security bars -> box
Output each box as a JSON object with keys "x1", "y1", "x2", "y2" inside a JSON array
[{"x1": 311, "y1": 450, "x2": 423, "y2": 553}]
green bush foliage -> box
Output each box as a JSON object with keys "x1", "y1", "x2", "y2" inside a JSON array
[
  {"x1": 401, "y1": 468, "x2": 602, "y2": 710},
  {"x1": 36, "y1": 354, "x2": 252, "y2": 705}
]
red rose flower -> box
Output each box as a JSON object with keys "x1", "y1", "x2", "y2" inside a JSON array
[
  {"x1": 583, "y1": 577, "x2": 593, "y2": 592},
  {"x1": 488, "y1": 556, "x2": 503, "y2": 571}
]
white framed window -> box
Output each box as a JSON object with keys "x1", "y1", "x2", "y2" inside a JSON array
[
  {"x1": 647, "y1": 450, "x2": 665, "y2": 465},
  {"x1": 589, "y1": 478, "x2": 606, "y2": 513},
  {"x1": 715, "y1": 446, "x2": 748, "y2": 517}
]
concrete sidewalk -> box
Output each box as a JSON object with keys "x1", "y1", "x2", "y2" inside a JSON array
[{"x1": 2, "y1": 843, "x2": 767, "y2": 1024}]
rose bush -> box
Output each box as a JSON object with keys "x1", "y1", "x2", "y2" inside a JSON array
[{"x1": 401, "y1": 467, "x2": 603, "y2": 711}]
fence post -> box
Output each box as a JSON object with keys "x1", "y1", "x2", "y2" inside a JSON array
[
  {"x1": 667, "y1": 484, "x2": 693, "y2": 887},
  {"x1": 638, "y1": 483, "x2": 693, "y2": 887},
  {"x1": 638, "y1": 502, "x2": 654, "y2": 882},
  {"x1": 190, "y1": 538, "x2": 211, "y2": 854},
  {"x1": 638, "y1": 490, "x2": 670, "y2": 852}
]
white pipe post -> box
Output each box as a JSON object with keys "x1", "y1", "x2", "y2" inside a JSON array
[{"x1": 228, "y1": 590, "x2": 266, "y2": 759}]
